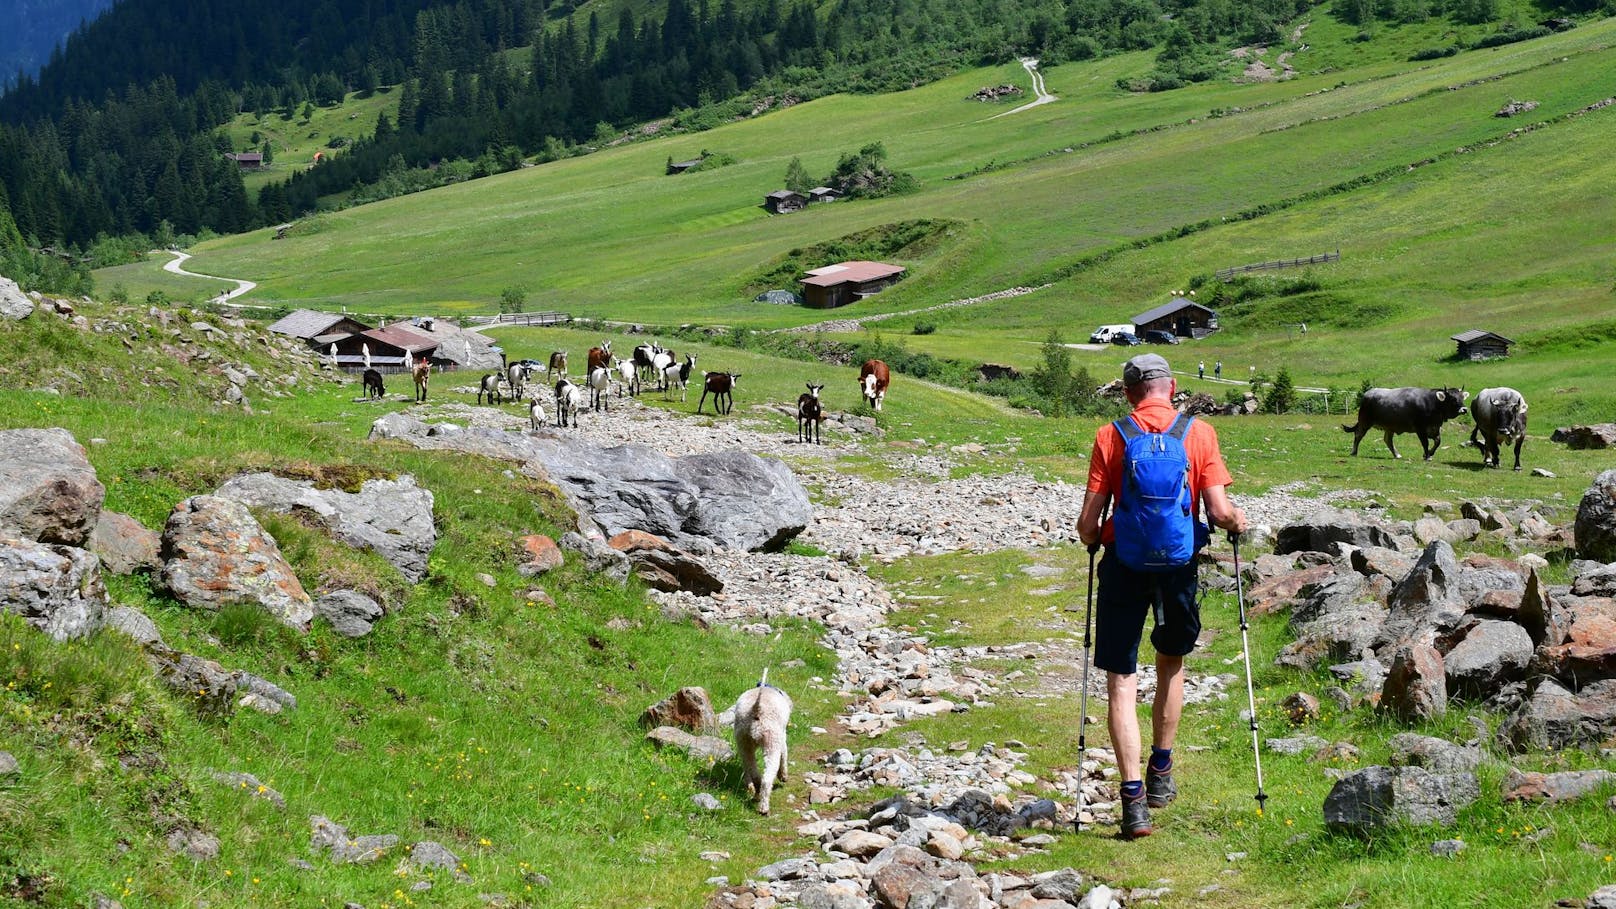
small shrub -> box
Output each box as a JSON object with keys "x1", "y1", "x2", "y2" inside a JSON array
[
  {"x1": 911, "y1": 322, "x2": 936, "y2": 335},
  {"x1": 1410, "y1": 46, "x2": 1460, "y2": 60}
]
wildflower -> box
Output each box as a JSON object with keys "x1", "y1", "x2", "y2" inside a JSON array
[{"x1": 479, "y1": 838, "x2": 491, "y2": 846}]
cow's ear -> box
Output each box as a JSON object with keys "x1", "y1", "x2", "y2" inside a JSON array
[
  {"x1": 1520, "y1": 402, "x2": 1529, "y2": 412},
  {"x1": 1436, "y1": 391, "x2": 1446, "y2": 401}
]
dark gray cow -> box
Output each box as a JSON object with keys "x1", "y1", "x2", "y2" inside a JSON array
[
  {"x1": 1469, "y1": 386, "x2": 1528, "y2": 470},
  {"x1": 1343, "y1": 386, "x2": 1468, "y2": 461}
]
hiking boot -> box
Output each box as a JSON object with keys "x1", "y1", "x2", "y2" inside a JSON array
[
  {"x1": 1120, "y1": 791, "x2": 1153, "y2": 839},
  {"x1": 1146, "y1": 761, "x2": 1177, "y2": 808}
]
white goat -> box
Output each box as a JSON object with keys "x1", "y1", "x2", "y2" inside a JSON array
[
  {"x1": 614, "y1": 357, "x2": 639, "y2": 397},
  {"x1": 554, "y1": 378, "x2": 582, "y2": 428},
  {"x1": 528, "y1": 395, "x2": 546, "y2": 431},
  {"x1": 733, "y1": 671, "x2": 791, "y2": 816},
  {"x1": 587, "y1": 365, "x2": 612, "y2": 412}
]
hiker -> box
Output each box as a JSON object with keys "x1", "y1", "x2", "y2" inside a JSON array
[
  {"x1": 1197, "y1": 360, "x2": 1205, "y2": 380},
  {"x1": 1214, "y1": 361, "x2": 1222, "y2": 379},
  {"x1": 1076, "y1": 353, "x2": 1248, "y2": 839}
]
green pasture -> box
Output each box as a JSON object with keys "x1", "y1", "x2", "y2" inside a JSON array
[
  {"x1": 93, "y1": 256, "x2": 237, "y2": 306},
  {"x1": 220, "y1": 88, "x2": 400, "y2": 197}
]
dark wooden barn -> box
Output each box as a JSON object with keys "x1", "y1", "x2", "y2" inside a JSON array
[
  {"x1": 764, "y1": 189, "x2": 807, "y2": 214},
  {"x1": 267, "y1": 309, "x2": 372, "y2": 344},
  {"x1": 1451, "y1": 329, "x2": 1514, "y2": 360},
  {"x1": 800, "y1": 261, "x2": 907, "y2": 309},
  {"x1": 1131, "y1": 298, "x2": 1220, "y2": 338}
]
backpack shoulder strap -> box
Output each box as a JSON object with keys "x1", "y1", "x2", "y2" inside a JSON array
[
  {"x1": 1114, "y1": 416, "x2": 1143, "y2": 441},
  {"x1": 1166, "y1": 414, "x2": 1194, "y2": 441}
]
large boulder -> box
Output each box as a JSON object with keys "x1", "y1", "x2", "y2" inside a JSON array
[
  {"x1": 1379, "y1": 643, "x2": 1446, "y2": 722},
  {"x1": 90, "y1": 510, "x2": 162, "y2": 575},
  {"x1": 0, "y1": 536, "x2": 106, "y2": 640},
  {"x1": 671, "y1": 450, "x2": 812, "y2": 551},
  {"x1": 1553, "y1": 424, "x2": 1616, "y2": 450},
  {"x1": 1324, "y1": 765, "x2": 1479, "y2": 832},
  {"x1": 1376, "y1": 541, "x2": 1466, "y2": 652},
  {"x1": 160, "y1": 495, "x2": 313, "y2": 627},
  {"x1": 1277, "y1": 573, "x2": 1386, "y2": 670},
  {"x1": 214, "y1": 472, "x2": 436, "y2": 583},
  {"x1": 1388, "y1": 733, "x2": 1484, "y2": 774},
  {"x1": 1576, "y1": 470, "x2": 1616, "y2": 562},
  {"x1": 0, "y1": 276, "x2": 32, "y2": 320},
  {"x1": 1443, "y1": 619, "x2": 1533, "y2": 698},
  {"x1": 0, "y1": 428, "x2": 105, "y2": 546},
  {"x1": 1572, "y1": 563, "x2": 1616, "y2": 597},
  {"x1": 641, "y1": 687, "x2": 720, "y2": 734},
  {"x1": 1275, "y1": 507, "x2": 1397, "y2": 555},
  {"x1": 1538, "y1": 597, "x2": 1616, "y2": 680},
  {"x1": 1497, "y1": 678, "x2": 1616, "y2": 753},
  {"x1": 1502, "y1": 768, "x2": 1616, "y2": 804},
  {"x1": 1517, "y1": 569, "x2": 1568, "y2": 647}
]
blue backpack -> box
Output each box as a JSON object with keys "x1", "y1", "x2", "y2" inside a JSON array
[{"x1": 1112, "y1": 414, "x2": 1204, "y2": 571}]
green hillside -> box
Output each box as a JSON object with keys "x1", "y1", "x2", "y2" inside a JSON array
[{"x1": 220, "y1": 88, "x2": 402, "y2": 197}]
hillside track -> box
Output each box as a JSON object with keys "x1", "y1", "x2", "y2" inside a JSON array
[
  {"x1": 986, "y1": 57, "x2": 1057, "y2": 120},
  {"x1": 161, "y1": 249, "x2": 256, "y2": 301}
]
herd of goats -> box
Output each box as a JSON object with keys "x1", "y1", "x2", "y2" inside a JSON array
[{"x1": 360, "y1": 340, "x2": 892, "y2": 443}]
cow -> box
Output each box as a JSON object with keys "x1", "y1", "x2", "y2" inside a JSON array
[
  {"x1": 586, "y1": 340, "x2": 613, "y2": 373},
  {"x1": 797, "y1": 383, "x2": 825, "y2": 444},
  {"x1": 546, "y1": 350, "x2": 568, "y2": 381},
  {"x1": 1469, "y1": 386, "x2": 1528, "y2": 470},
  {"x1": 858, "y1": 359, "x2": 890, "y2": 412},
  {"x1": 477, "y1": 372, "x2": 504, "y2": 405},
  {"x1": 1342, "y1": 386, "x2": 1468, "y2": 461},
  {"x1": 361, "y1": 368, "x2": 385, "y2": 400},
  {"x1": 697, "y1": 371, "x2": 740, "y2": 415}
]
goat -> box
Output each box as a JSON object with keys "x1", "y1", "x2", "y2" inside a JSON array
[
  {"x1": 651, "y1": 348, "x2": 677, "y2": 390},
  {"x1": 412, "y1": 360, "x2": 431, "y2": 402},
  {"x1": 528, "y1": 395, "x2": 546, "y2": 431},
  {"x1": 797, "y1": 383, "x2": 825, "y2": 443},
  {"x1": 631, "y1": 344, "x2": 659, "y2": 384},
  {"x1": 477, "y1": 372, "x2": 504, "y2": 405},
  {"x1": 614, "y1": 357, "x2": 640, "y2": 398},
  {"x1": 858, "y1": 359, "x2": 890, "y2": 412},
  {"x1": 546, "y1": 350, "x2": 568, "y2": 381},
  {"x1": 554, "y1": 378, "x2": 582, "y2": 428},
  {"x1": 697, "y1": 371, "x2": 740, "y2": 415},
  {"x1": 661, "y1": 354, "x2": 696, "y2": 402},
  {"x1": 586, "y1": 340, "x2": 613, "y2": 373},
  {"x1": 507, "y1": 362, "x2": 530, "y2": 399},
  {"x1": 362, "y1": 368, "x2": 385, "y2": 400},
  {"x1": 587, "y1": 366, "x2": 612, "y2": 412},
  {"x1": 733, "y1": 670, "x2": 791, "y2": 816}
]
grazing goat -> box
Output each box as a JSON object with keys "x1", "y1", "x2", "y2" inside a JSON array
[
  {"x1": 554, "y1": 378, "x2": 582, "y2": 428},
  {"x1": 412, "y1": 360, "x2": 431, "y2": 402},
  {"x1": 528, "y1": 396, "x2": 547, "y2": 431},
  {"x1": 797, "y1": 383, "x2": 825, "y2": 444},
  {"x1": 631, "y1": 344, "x2": 659, "y2": 384},
  {"x1": 546, "y1": 350, "x2": 568, "y2": 381},
  {"x1": 651, "y1": 348, "x2": 677, "y2": 390},
  {"x1": 362, "y1": 368, "x2": 385, "y2": 400},
  {"x1": 507, "y1": 362, "x2": 531, "y2": 399},
  {"x1": 733, "y1": 671, "x2": 791, "y2": 816},
  {"x1": 858, "y1": 359, "x2": 890, "y2": 412},
  {"x1": 697, "y1": 371, "x2": 740, "y2": 415},
  {"x1": 587, "y1": 366, "x2": 612, "y2": 412},
  {"x1": 614, "y1": 357, "x2": 640, "y2": 398},
  {"x1": 586, "y1": 340, "x2": 613, "y2": 374},
  {"x1": 662, "y1": 354, "x2": 696, "y2": 402},
  {"x1": 477, "y1": 372, "x2": 505, "y2": 405}
]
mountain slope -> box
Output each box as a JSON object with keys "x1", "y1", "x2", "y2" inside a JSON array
[{"x1": 0, "y1": 0, "x2": 114, "y2": 84}]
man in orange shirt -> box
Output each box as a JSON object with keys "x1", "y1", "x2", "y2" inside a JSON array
[{"x1": 1077, "y1": 353, "x2": 1247, "y2": 838}]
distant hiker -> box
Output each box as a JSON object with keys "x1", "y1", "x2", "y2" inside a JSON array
[
  {"x1": 1300, "y1": 322, "x2": 1308, "y2": 335},
  {"x1": 1197, "y1": 360, "x2": 1205, "y2": 380},
  {"x1": 1214, "y1": 361, "x2": 1222, "y2": 379},
  {"x1": 1076, "y1": 353, "x2": 1248, "y2": 840}
]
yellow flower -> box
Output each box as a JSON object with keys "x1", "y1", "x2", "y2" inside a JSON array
[{"x1": 479, "y1": 838, "x2": 491, "y2": 846}]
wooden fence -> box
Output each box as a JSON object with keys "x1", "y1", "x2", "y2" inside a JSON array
[
  {"x1": 1216, "y1": 249, "x2": 1340, "y2": 281},
  {"x1": 466, "y1": 311, "x2": 571, "y2": 327}
]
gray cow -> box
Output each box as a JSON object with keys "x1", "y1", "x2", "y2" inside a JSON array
[
  {"x1": 1343, "y1": 386, "x2": 1468, "y2": 461},
  {"x1": 1469, "y1": 386, "x2": 1528, "y2": 470}
]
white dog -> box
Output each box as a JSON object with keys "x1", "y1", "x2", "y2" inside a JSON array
[{"x1": 733, "y1": 672, "x2": 791, "y2": 815}]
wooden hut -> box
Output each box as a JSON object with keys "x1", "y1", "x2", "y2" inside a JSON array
[
  {"x1": 808, "y1": 186, "x2": 843, "y2": 204},
  {"x1": 1451, "y1": 329, "x2": 1514, "y2": 360},
  {"x1": 667, "y1": 158, "x2": 704, "y2": 175},
  {"x1": 267, "y1": 309, "x2": 372, "y2": 345},
  {"x1": 800, "y1": 261, "x2": 907, "y2": 309},
  {"x1": 764, "y1": 190, "x2": 807, "y2": 214},
  {"x1": 1130, "y1": 298, "x2": 1220, "y2": 338}
]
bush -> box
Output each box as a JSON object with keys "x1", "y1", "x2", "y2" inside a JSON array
[
  {"x1": 911, "y1": 322, "x2": 936, "y2": 335},
  {"x1": 1263, "y1": 366, "x2": 1296, "y2": 414},
  {"x1": 499, "y1": 285, "x2": 528, "y2": 314},
  {"x1": 1470, "y1": 25, "x2": 1551, "y2": 48},
  {"x1": 1410, "y1": 45, "x2": 1461, "y2": 60}
]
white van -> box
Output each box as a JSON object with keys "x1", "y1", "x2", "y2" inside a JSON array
[{"x1": 1088, "y1": 324, "x2": 1134, "y2": 344}]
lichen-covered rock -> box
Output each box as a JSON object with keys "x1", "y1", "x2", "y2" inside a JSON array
[
  {"x1": 160, "y1": 495, "x2": 312, "y2": 627},
  {"x1": 1379, "y1": 643, "x2": 1446, "y2": 722},
  {"x1": 1497, "y1": 678, "x2": 1616, "y2": 752},
  {"x1": 1577, "y1": 470, "x2": 1616, "y2": 562},
  {"x1": 1324, "y1": 765, "x2": 1479, "y2": 831},
  {"x1": 0, "y1": 428, "x2": 105, "y2": 546},
  {"x1": 90, "y1": 510, "x2": 161, "y2": 574},
  {"x1": 0, "y1": 276, "x2": 32, "y2": 320},
  {"x1": 0, "y1": 536, "x2": 106, "y2": 640}
]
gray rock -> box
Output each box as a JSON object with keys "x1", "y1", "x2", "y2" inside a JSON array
[
  {"x1": 335, "y1": 834, "x2": 399, "y2": 864},
  {"x1": 1430, "y1": 839, "x2": 1466, "y2": 857},
  {"x1": 368, "y1": 412, "x2": 430, "y2": 440},
  {"x1": 166, "y1": 827, "x2": 221, "y2": 862},
  {"x1": 645, "y1": 725, "x2": 733, "y2": 762},
  {"x1": 1376, "y1": 541, "x2": 1465, "y2": 651},
  {"x1": 691, "y1": 792, "x2": 722, "y2": 811},
  {"x1": 235, "y1": 671, "x2": 297, "y2": 711},
  {"x1": 1517, "y1": 569, "x2": 1567, "y2": 647},
  {"x1": 105, "y1": 605, "x2": 162, "y2": 646},
  {"x1": 0, "y1": 750, "x2": 17, "y2": 779},
  {"x1": 1275, "y1": 507, "x2": 1397, "y2": 555},
  {"x1": 1413, "y1": 516, "x2": 1456, "y2": 546},
  {"x1": 0, "y1": 536, "x2": 106, "y2": 640},
  {"x1": 1443, "y1": 620, "x2": 1533, "y2": 698},
  {"x1": 315, "y1": 590, "x2": 384, "y2": 637},
  {"x1": 1590, "y1": 884, "x2": 1616, "y2": 909},
  {"x1": 1328, "y1": 658, "x2": 1388, "y2": 696},
  {"x1": 1554, "y1": 424, "x2": 1616, "y2": 450},
  {"x1": 629, "y1": 547, "x2": 724, "y2": 595},
  {"x1": 0, "y1": 276, "x2": 32, "y2": 320},
  {"x1": 640, "y1": 687, "x2": 719, "y2": 734},
  {"x1": 90, "y1": 510, "x2": 161, "y2": 574},
  {"x1": 215, "y1": 472, "x2": 436, "y2": 582},
  {"x1": 1498, "y1": 678, "x2": 1616, "y2": 753},
  {"x1": 212, "y1": 770, "x2": 287, "y2": 809},
  {"x1": 1349, "y1": 546, "x2": 1412, "y2": 582},
  {"x1": 560, "y1": 532, "x2": 630, "y2": 582},
  {"x1": 674, "y1": 450, "x2": 813, "y2": 551},
  {"x1": 1030, "y1": 868, "x2": 1085, "y2": 901},
  {"x1": 148, "y1": 646, "x2": 238, "y2": 714},
  {"x1": 1572, "y1": 562, "x2": 1616, "y2": 597},
  {"x1": 1323, "y1": 765, "x2": 1479, "y2": 831},
  {"x1": 1379, "y1": 643, "x2": 1446, "y2": 722},
  {"x1": 1502, "y1": 768, "x2": 1616, "y2": 803},
  {"x1": 1577, "y1": 470, "x2": 1616, "y2": 562},
  {"x1": 160, "y1": 495, "x2": 312, "y2": 626},
  {"x1": 1266, "y1": 735, "x2": 1328, "y2": 756},
  {"x1": 756, "y1": 856, "x2": 817, "y2": 881},
  {"x1": 1278, "y1": 573, "x2": 1386, "y2": 669},
  {"x1": 1388, "y1": 733, "x2": 1484, "y2": 774},
  {"x1": 1077, "y1": 885, "x2": 1117, "y2": 909},
  {"x1": 0, "y1": 428, "x2": 105, "y2": 546},
  {"x1": 408, "y1": 841, "x2": 460, "y2": 870}
]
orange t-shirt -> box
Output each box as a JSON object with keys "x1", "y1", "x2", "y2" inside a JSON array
[{"x1": 1085, "y1": 398, "x2": 1234, "y2": 545}]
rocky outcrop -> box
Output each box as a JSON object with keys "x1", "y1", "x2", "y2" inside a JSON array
[
  {"x1": 90, "y1": 510, "x2": 161, "y2": 574},
  {"x1": 214, "y1": 472, "x2": 436, "y2": 582},
  {"x1": 1497, "y1": 678, "x2": 1616, "y2": 752},
  {"x1": 1552, "y1": 424, "x2": 1616, "y2": 450},
  {"x1": 641, "y1": 687, "x2": 720, "y2": 734},
  {"x1": 1575, "y1": 470, "x2": 1616, "y2": 562},
  {"x1": 0, "y1": 428, "x2": 105, "y2": 546},
  {"x1": 0, "y1": 276, "x2": 32, "y2": 320},
  {"x1": 0, "y1": 536, "x2": 106, "y2": 640},
  {"x1": 1324, "y1": 765, "x2": 1479, "y2": 831},
  {"x1": 1275, "y1": 508, "x2": 1397, "y2": 555},
  {"x1": 160, "y1": 495, "x2": 313, "y2": 627}
]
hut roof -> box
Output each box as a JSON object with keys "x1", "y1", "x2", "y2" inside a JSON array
[
  {"x1": 801, "y1": 261, "x2": 906, "y2": 288},
  {"x1": 1450, "y1": 329, "x2": 1514, "y2": 344},
  {"x1": 361, "y1": 325, "x2": 437, "y2": 353},
  {"x1": 267, "y1": 309, "x2": 369, "y2": 339},
  {"x1": 1130, "y1": 297, "x2": 1215, "y2": 324}
]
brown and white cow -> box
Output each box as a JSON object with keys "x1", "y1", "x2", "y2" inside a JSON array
[{"x1": 858, "y1": 359, "x2": 890, "y2": 412}]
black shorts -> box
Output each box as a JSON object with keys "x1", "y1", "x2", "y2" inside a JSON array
[{"x1": 1093, "y1": 548, "x2": 1201, "y2": 675}]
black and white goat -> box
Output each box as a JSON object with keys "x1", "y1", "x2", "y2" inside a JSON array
[
  {"x1": 661, "y1": 354, "x2": 696, "y2": 402},
  {"x1": 697, "y1": 371, "x2": 739, "y2": 415},
  {"x1": 587, "y1": 365, "x2": 612, "y2": 412},
  {"x1": 651, "y1": 347, "x2": 678, "y2": 390},
  {"x1": 632, "y1": 343, "x2": 660, "y2": 384},
  {"x1": 796, "y1": 383, "x2": 825, "y2": 443},
  {"x1": 507, "y1": 362, "x2": 532, "y2": 399},
  {"x1": 477, "y1": 372, "x2": 505, "y2": 405},
  {"x1": 554, "y1": 378, "x2": 582, "y2": 428}
]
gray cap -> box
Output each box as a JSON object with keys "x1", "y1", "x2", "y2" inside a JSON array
[{"x1": 1123, "y1": 353, "x2": 1172, "y2": 386}]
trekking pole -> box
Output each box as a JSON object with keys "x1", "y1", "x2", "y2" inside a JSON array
[
  {"x1": 1229, "y1": 530, "x2": 1269, "y2": 815},
  {"x1": 1073, "y1": 537, "x2": 1099, "y2": 832}
]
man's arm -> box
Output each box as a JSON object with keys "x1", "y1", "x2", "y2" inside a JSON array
[
  {"x1": 1077, "y1": 488, "x2": 1109, "y2": 550},
  {"x1": 1202, "y1": 484, "x2": 1248, "y2": 535}
]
